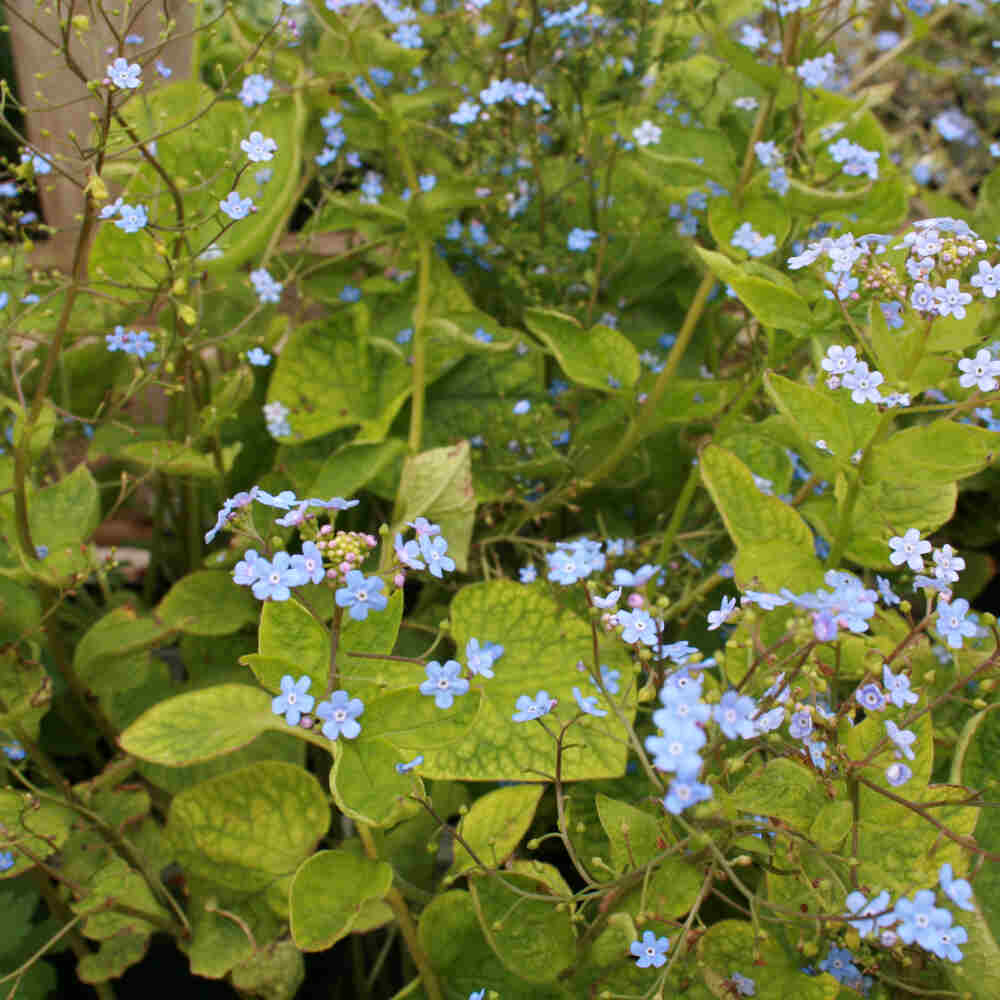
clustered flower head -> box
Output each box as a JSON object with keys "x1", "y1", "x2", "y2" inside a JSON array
[{"x1": 106, "y1": 326, "x2": 155, "y2": 358}]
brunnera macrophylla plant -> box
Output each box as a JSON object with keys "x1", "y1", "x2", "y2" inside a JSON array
[{"x1": 1, "y1": 0, "x2": 1000, "y2": 997}]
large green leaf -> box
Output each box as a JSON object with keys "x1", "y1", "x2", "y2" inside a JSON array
[
  {"x1": 289, "y1": 848, "x2": 393, "y2": 951},
  {"x1": 267, "y1": 305, "x2": 465, "y2": 444},
  {"x1": 330, "y1": 736, "x2": 425, "y2": 828},
  {"x1": 450, "y1": 785, "x2": 545, "y2": 877},
  {"x1": 469, "y1": 870, "x2": 576, "y2": 983},
  {"x1": 395, "y1": 442, "x2": 476, "y2": 572},
  {"x1": 523, "y1": 309, "x2": 640, "y2": 391},
  {"x1": 0, "y1": 790, "x2": 73, "y2": 879},
  {"x1": 308, "y1": 439, "x2": 408, "y2": 501},
  {"x1": 726, "y1": 758, "x2": 831, "y2": 835},
  {"x1": 869, "y1": 421, "x2": 998, "y2": 486},
  {"x1": 596, "y1": 794, "x2": 662, "y2": 873},
  {"x1": 156, "y1": 570, "x2": 258, "y2": 636},
  {"x1": 699, "y1": 444, "x2": 821, "y2": 590},
  {"x1": 167, "y1": 762, "x2": 329, "y2": 891},
  {"x1": 119, "y1": 684, "x2": 282, "y2": 766},
  {"x1": 698, "y1": 919, "x2": 840, "y2": 999},
  {"x1": 695, "y1": 247, "x2": 814, "y2": 334},
  {"x1": 363, "y1": 685, "x2": 482, "y2": 749},
  {"x1": 417, "y1": 890, "x2": 567, "y2": 999},
  {"x1": 420, "y1": 580, "x2": 634, "y2": 781},
  {"x1": 0, "y1": 646, "x2": 51, "y2": 741},
  {"x1": 25, "y1": 463, "x2": 100, "y2": 582}
]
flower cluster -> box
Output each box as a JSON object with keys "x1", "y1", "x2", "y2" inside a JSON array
[
  {"x1": 271, "y1": 675, "x2": 365, "y2": 741},
  {"x1": 106, "y1": 326, "x2": 155, "y2": 358},
  {"x1": 393, "y1": 518, "x2": 457, "y2": 582},
  {"x1": 821, "y1": 345, "x2": 909, "y2": 408}
]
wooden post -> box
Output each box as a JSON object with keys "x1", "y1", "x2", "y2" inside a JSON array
[{"x1": 5, "y1": 0, "x2": 195, "y2": 269}]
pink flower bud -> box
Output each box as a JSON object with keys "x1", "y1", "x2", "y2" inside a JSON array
[
  {"x1": 627, "y1": 592, "x2": 644, "y2": 608},
  {"x1": 393, "y1": 572, "x2": 405, "y2": 588}
]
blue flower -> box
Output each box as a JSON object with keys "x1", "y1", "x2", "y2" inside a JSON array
[
  {"x1": 591, "y1": 588, "x2": 621, "y2": 609},
  {"x1": 240, "y1": 131, "x2": 277, "y2": 162},
  {"x1": 882, "y1": 664, "x2": 918, "y2": 709},
  {"x1": 418, "y1": 534, "x2": 455, "y2": 578},
  {"x1": 252, "y1": 552, "x2": 309, "y2": 601},
  {"x1": 936, "y1": 598, "x2": 977, "y2": 649},
  {"x1": 939, "y1": 863, "x2": 974, "y2": 912},
  {"x1": 567, "y1": 227, "x2": 598, "y2": 251},
  {"x1": 885, "y1": 761, "x2": 912, "y2": 786},
  {"x1": 512, "y1": 691, "x2": 555, "y2": 722},
  {"x1": 590, "y1": 665, "x2": 620, "y2": 694},
  {"x1": 419, "y1": 660, "x2": 469, "y2": 708},
  {"x1": 220, "y1": 192, "x2": 255, "y2": 220},
  {"x1": 336, "y1": 571, "x2": 388, "y2": 620},
  {"x1": 114, "y1": 203, "x2": 148, "y2": 233},
  {"x1": 467, "y1": 991, "x2": 485, "y2": 1000},
  {"x1": 713, "y1": 690, "x2": 757, "y2": 740},
  {"x1": 889, "y1": 529, "x2": 931, "y2": 571},
  {"x1": 339, "y1": 285, "x2": 361, "y2": 303},
  {"x1": 707, "y1": 596, "x2": 737, "y2": 630},
  {"x1": 572, "y1": 686, "x2": 607, "y2": 717},
  {"x1": 616, "y1": 608, "x2": 657, "y2": 646},
  {"x1": 518, "y1": 565, "x2": 536, "y2": 583},
  {"x1": 663, "y1": 776, "x2": 712, "y2": 814},
  {"x1": 466, "y1": 638, "x2": 503, "y2": 678},
  {"x1": 272, "y1": 675, "x2": 315, "y2": 725},
  {"x1": 2, "y1": 741, "x2": 26, "y2": 761},
  {"x1": 512, "y1": 399, "x2": 531, "y2": 414},
  {"x1": 395, "y1": 533, "x2": 425, "y2": 570},
  {"x1": 395, "y1": 755, "x2": 424, "y2": 774},
  {"x1": 107, "y1": 57, "x2": 142, "y2": 89},
  {"x1": 292, "y1": 541, "x2": 325, "y2": 585},
  {"x1": 0, "y1": 852, "x2": 14, "y2": 872},
  {"x1": 239, "y1": 74, "x2": 273, "y2": 107},
  {"x1": 629, "y1": 931, "x2": 670, "y2": 968},
  {"x1": 855, "y1": 683, "x2": 886, "y2": 712},
  {"x1": 316, "y1": 690, "x2": 364, "y2": 740},
  {"x1": 645, "y1": 724, "x2": 705, "y2": 776},
  {"x1": 788, "y1": 710, "x2": 813, "y2": 741},
  {"x1": 893, "y1": 890, "x2": 953, "y2": 951},
  {"x1": 885, "y1": 720, "x2": 916, "y2": 760},
  {"x1": 845, "y1": 889, "x2": 894, "y2": 938},
  {"x1": 250, "y1": 268, "x2": 282, "y2": 303},
  {"x1": 247, "y1": 347, "x2": 272, "y2": 366},
  {"x1": 730, "y1": 972, "x2": 756, "y2": 997}
]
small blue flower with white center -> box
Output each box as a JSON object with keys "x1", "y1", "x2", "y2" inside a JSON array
[
  {"x1": 788, "y1": 710, "x2": 813, "y2": 741},
  {"x1": 2, "y1": 741, "x2": 26, "y2": 762},
  {"x1": 247, "y1": 347, "x2": 271, "y2": 366},
  {"x1": 418, "y1": 534, "x2": 455, "y2": 578},
  {"x1": 663, "y1": 776, "x2": 712, "y2": 815},
  {"x1": 336, "y1": 571, "x2": 388, "y2": 620},
  {"x1": 239, "y1": 74, "x2": 273, "y2": 107},
  {"x1": 107, "y1": 57, "x2": 142, "y2": 89},
  {"x1": 518, "y1": 564, "x2": 536, "y2": 583},
  {"x1": 339, "y1": 285, "x2": 361, "y2": 303},
  {"x1": 616, "y1": 608, "x2": 657, "y2": 646},
  {"x1": 114, "y1": 203, "x2": 148, "y2": 233},
  {"x1": 882, "y1": 664, "x2": 918, "y2": 709},
  {"x1": 240, "y1": 131, "x2": 277, "y2": 162},
  {"x1": 629, "y1": 931, "x2": 670, "y2": 968},
  {"x1": 885, "y1": 719, "x2": 916, "y2": 760},
  {"x1": 473, "y1": 328, "x2": 493, "y2": 343},
  {"x1": 713, "y1": 690, "x2": 757, "y2": 740},
  {"x1": 939, "y1": 863, "x2": 974, "y2": 912},
  {"x1": 292, "y1": 541, "x2": 325, "y2": 585},
  {"x1": 645, "y1": 725, "x2": 705, "y2": 776},
  {"x1": 893, "y1": 889, "x2": 953, "y2": 951},
  {"x1": 220, "y1": 192, "x2": 254, "y2": 220},
  {"x1": 572, "y1": 686, "x2": 607, "y2": 717},
  {"x1": 0, "y1": 852, "x2": 14, "y2": 872},
  {"x1": 856, "y1": 682, "x2": 886, "y2": 712},
  {"x1": 512, "y1": 399, "x2": 531, "y2": 414},
  {"x1": 395, "y1": 755, "x2": 423, "y2": 774},
  {"x1": 316, "y1": 690, "x2": 364, "y2": 740},
  {"x1": 512, "y1": 691, "x2": 555, "y2": 722},
  {"x1": 936, "y1": 598, "x2": 977, "y2": 649},
  {"x1": 466, "y1": 638, "x2": 503, "y2": 678},
  {"x1": 420, "y1": 660, "x2": 469, "y2": 709},
  {"x1": 272, "y1": 675, "x2": 315, "y2": 726},
  {"x1": 252, "y1": 552, "x2": 309, "y2": 601}
]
